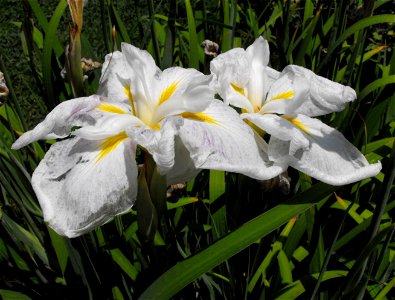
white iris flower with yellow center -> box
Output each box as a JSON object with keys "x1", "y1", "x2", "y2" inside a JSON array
[
  {"x1": 12, "y1": 43, "x2": 283, "y2": 238},
  {"x1": 210, "y1": 37, "x2": 381, "y2": 185}
]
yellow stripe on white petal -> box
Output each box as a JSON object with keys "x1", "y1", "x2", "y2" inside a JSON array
[
  {"x1": 267, "y1": 115, "x2": 382, "y2": 185},
  {"x1": 123, "y1": 83, "x2": 137, "y2": 116},
  {"x1": 282, "y1": 115, "x2": 310, "y2": 135},
  {"x1": 159, "y1": 82, "x2": 179, "y2": 105},
  {"x1": 269, "y1": 90, "x2": 294, "y2": 101},
  {"x1": 230, "y1": 82, "x2": 246, "y2": 96},
  {"x1": 96, "y1": 131, "x2": 128, "y2": 162},
  {"x1": 98, "y1": 103, "x2": 127, "y2": 114},
  {"x1": 180, "y1": 112, "x2": 218, "y2": 125}
]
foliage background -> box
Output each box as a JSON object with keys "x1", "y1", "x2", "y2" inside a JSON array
[{"x1": 0, "y1": 0, "x2": 394, "y2": 299}]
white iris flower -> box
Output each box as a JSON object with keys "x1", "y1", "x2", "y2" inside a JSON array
[
  {"x1": 12, "y1": 43, "x2": 283, "y2": 237},
  {"x1": 210, "y1": 37, "x2": 381, "y2": 186}
]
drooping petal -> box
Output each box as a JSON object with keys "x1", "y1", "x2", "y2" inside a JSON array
[
  {"x1": 262, "y1": 65, "x2": 356, "y2": 116},
  {"x1": 32, "y1": 136, "x2": 137, "y2": 237},
  {"x1": 266, "y1": 115, "x2": 382, "y2": 185},
  {"x1": 242, "y1": 113, "x2": 310, "y2": 156},
  {"x1": 12, "y1": 95, "x2": 101, "y2": 149},
  {"x1": 210, "y1": 48, "x2": 253, "y2": 112},
  {"x1": 176, "y1": 101, "x2": 286, "y2": 180},
  {"x1": 151, "y1": 67, "x2": 213, "y2": 124}
]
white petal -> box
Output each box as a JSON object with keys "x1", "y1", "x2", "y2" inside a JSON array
[
  {"x1": 97, "y1": 51, "x2": 134, "y2": 104},
  {"x1": 210, "y1": 48, "x2": 253, "y2": 112},
  {"x1": 152, "y1": 67, "x2": 213, "y2": 123},
  {"x1": 127, "y1": 116, "x2": 183, "y2": 175},
  {"x1": 262, "y1": 65, "x2": 356, "y2": 116},
  {"x1": 245, "y1": 37, "x2": 280, "y2": 111},
  {"x1": 12, "y1": 95, "x2": 101, "y2": 149},
  {"x1": 32, "y1": 137, "x2": 137, "y2": 237},
  {"x1": 242, "y1": 113, "x2": 310, "y2": 156},
  {"x1": 177, "y1": 100, "x2": 286, "y2": 180},
  {"x1": 121, "y1": 42, "x2": 160, "y2": 106},
  {"x1": 245, "y1": 36, "x2": 270, "y2": 69},
  {"x1": 127, "y1": 117, "x2": 200, "y2": 184},
  {"x1": 75, "y1": 113, "x2": 142, "y2": 140},
  {"x1": 267, "y1": 115, "x2": 382, "y2": 185}
]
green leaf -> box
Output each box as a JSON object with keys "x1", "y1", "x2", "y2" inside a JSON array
[
  {"x1": 42, "y1": 0, "x2": 67, "y2": 107},
  {"x1": 184, "y1": 0, "x2": 199, "y2": 69},
  {"x1": 358, "y1": 75, "x2": 395, "y2": 100},
  {"x1": 319, "y1": 14, "x2": 395, "y2": 70},
  {"x1": 2, "y1": 213, "x2": 48, "y2": 266},
  {"x1": 110, "y1": 248, "x2": 139, "y2": 281},
  {"x1": 48, "y1": 227, "x2": 69, "y2": 275},
  {"x1": 277, "y1": 249, "x2": 293, "y2": 284},
  {"x1": 140, "y1": 183, "x2": 337, "y2": 299},
  {"x1": 375, "y1": 277, "x2": 395, "y2": 299},
  {"x1": 0, "y1": 289, "x2": 32, "y2": 300},
  {"x1": 166, "y1": 197, "x2": 201, "y2": 210},
  {"x1": 110, "y1": 3, "x2": 131, "y2": 44},
  {"x1": 112, "y1": 286, "x2": 124, "y2": 300}
]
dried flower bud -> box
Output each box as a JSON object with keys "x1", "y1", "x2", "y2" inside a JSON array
[
  {"x1": 0, "y1": 71, "x2": 9, "y2": 98},
  {"x1": 201, "y1": 40, "x2": 219, "y2": 57}
]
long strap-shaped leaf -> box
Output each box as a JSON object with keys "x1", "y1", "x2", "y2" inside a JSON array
[
  {"x1": 140, "y1": 182, "x2": 337, "y2": 299},
  {"x1": 317, "y1": 14, "x2": 395, "y2": 72}
]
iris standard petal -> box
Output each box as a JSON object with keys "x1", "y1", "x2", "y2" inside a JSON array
[
  {"x1": 97, "y1": 51, "x2": 135, "y2": 104},
  {"x1": 245, "y1": 36, "x2": 270, "y2": 69},
  {"x1": 266, "y1": 115, "x2": 382, "y2": 185},
  {"x1": 32, "y1": 136, "x2": 137, "y2": 238},
  {"x1": 245, "y1": 37, "x2": 276, "y2": 110},
  {"x1": 262, "y1": 65, "x2": 356, "y2": 117},
  {"x1": 210, "y1": 48, "x2": 253, "y2": 112},
  {"x1": 121, "y1": 42, "x2": 161, "y2": 106},
  {"x1": 11, "y1": 95, "x2": 101, "y2": 149}
]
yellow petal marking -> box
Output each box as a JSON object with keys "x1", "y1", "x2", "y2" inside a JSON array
[
  {"x1": 98, "y1": 103, "x2": 127, "y2": 114},
  {"x1": 230, "y1": 83, "x2": 245, "y2": 96},
  {"x1": 159, "y1": 82, "x2": 179, "y2": 105},
  {"x1": 96, "y1": 131, "x2": 128, "y2": 163},
  {"x1": 149, "y1": 124, "x2": 161, "y2": 130},
  {"x1": 124, "y1": 83, "x2": 137, "y2": 116},
  {"x1": 283, "y1": 116, "x2": 310, "y2": 135},
  {"x1": 181, "y1": 112, "x2": 218, "y2": 125},
  {"x1": 243, "y1": 119, "x2": 265, "y2": 136},
  {"x1": 270, "y1": 90, "x2": 295, "y2": 101}
]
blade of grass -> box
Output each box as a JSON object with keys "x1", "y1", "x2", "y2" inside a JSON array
[
  {"x1": 42, "y1": 0, "x2": 67, "y2": 108},
  {"x1": 318, "y1": 14, "x2": 395, "y2": 71},
  {"x1": 185, "y1": 0, "x2": 199, "y2": 69}
]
